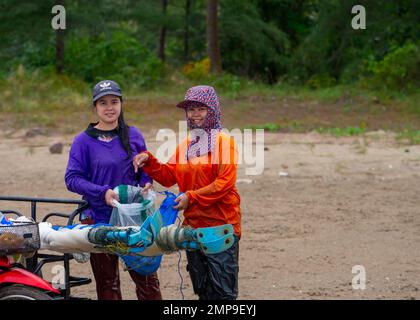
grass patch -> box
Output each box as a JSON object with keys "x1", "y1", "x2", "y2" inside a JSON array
[
  {"x1": 316, "y1": 126, "x2": 366, "y2": 137},
  {"x1": 1, "y1": 67, "x2": 419, "y2": 136},
  {"x1": 0, "y1": 65, "x2": 88, "y2": 114},
  {"x1": 396, "y1": 130, "x2": 420, "y2": 145},
  {"x1": 249, "y1": 123, "x2": 281, "y2": 132},
  {"x1": 249, "y1": 120, "x2": 303, "y2": 132}
]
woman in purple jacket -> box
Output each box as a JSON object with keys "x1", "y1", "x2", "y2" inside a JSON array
[{"x1": 64, "y1": 80, "x2": 162, "y2": 300}]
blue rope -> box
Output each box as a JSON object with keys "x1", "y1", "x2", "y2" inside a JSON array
[{"x1": 176, "y1": 216, "x2": 185, "y2": 300}]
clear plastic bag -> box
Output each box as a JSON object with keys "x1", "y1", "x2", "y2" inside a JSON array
[{"x1": 109, "y1": 185, "x2": 156, "y2": 227}]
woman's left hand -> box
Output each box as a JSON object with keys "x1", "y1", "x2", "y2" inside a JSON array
[
  {"x1": 142, "y1": 182, "x2": 153, "y2": 194},
  {"x1": 172, "y1": 193, "x2": 189, "y2": 211}
]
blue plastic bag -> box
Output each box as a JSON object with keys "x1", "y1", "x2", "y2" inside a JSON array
[{"x1": 120, "y1": 191, "x2": 179, "y2": 275}]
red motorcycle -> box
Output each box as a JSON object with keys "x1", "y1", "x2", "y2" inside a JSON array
[
  {"x1": 0, "y1": 196, "x2": 91, "y2": 300},
  {"x1": 0, "y1": 255, "x2": 59, "y2": 300}
]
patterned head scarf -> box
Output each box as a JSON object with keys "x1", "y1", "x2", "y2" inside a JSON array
[{"x1": 177, "y1": 85, "x2": 222, "y2": 159}]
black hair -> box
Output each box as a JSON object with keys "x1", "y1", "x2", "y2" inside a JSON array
[
  {"x1": 117, "y1": 107, "x2": 132, "y2": 159},
  {"x1": 93, "y1": 97, "x2": 132, "y2": 158}
]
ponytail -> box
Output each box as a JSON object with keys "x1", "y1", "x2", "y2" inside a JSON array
[{"x1": 118, "y1": 108, "x2": 132, "y2": 159}]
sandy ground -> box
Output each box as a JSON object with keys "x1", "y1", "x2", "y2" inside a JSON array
[{"x1": 0, "y1": 129, "x2": 419, "y2": 300}]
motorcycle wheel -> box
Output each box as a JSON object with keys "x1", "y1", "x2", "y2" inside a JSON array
[{"x1": 0, "y1": 284, "x2": 53, "y2": 300}]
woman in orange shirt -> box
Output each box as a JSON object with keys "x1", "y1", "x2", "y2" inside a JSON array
[{"x1": 133, "y1": 85, "x2": 241, "y2": 300}]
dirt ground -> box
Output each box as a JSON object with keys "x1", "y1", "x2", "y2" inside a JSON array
[{"x1": 1, "y1": 129, "x2": 419, "y2": 300}]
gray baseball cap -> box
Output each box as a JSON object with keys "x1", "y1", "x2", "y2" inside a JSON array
[{"x1": 92, "y1": 80, "x2": 122, "y2": 104}]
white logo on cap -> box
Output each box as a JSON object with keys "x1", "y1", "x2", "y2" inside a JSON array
[{"x1": 100, "y1": 82, "x2": 111, "y2": 88}]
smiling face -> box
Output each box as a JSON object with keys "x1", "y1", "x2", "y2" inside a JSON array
[
  {"x1": 186, "y1": 104, "x2": 208, "y2": 128},
  {"x1": 94, "y1": 95, "x2": 122, "y2": 127}
]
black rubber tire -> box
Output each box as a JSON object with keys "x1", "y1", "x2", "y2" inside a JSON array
[{"x1": 0, "y1": 285, "x2": 53, "y2": 300}]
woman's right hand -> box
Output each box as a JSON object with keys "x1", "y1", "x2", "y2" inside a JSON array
[
  {"x1": 105, "y1": 189, "x2": 120, "y2": 207},
  {"x1": 133, "y1": 152, "x2": 149, "y2": 173}
]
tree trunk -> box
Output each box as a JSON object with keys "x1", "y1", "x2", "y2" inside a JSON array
[
  {"x1": 183, "y1": 0, "x2": 191, "y2": 63},
  {"x1": 55, "y1": 0, "x2": 65, "y2": 74},
  {"x1": 158, "y1": 0, "x2": 168, "y2": 62},
  {"x1": 206, "y1": 0, "x2": 222, "y2": 74}
]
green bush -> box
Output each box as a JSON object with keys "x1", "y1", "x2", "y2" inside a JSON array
[
  {"x1": 209, "y1": 73, "x2": 243, "y2": 95},
  {"x1": 0, "y1": 65, "x2": 88, "y2": 113},
  {"x1": 15, "y1": 42, "x2": 55, "y2": 70},
  {"x1": 181, "y1": 61, "x2": 244, "y2": 97},
  {"x1": 64, "y1": 31, "x2": 165, "y2": 89},
  {"x1": 367, "y1": 42, "x2": 420, "y2": 92},
  {"x1": 306, "y1": 73, "x2": 336, "y2": 89},
  {"x1": 183, "y1": 58, "x2": 210, "y2": 80}
]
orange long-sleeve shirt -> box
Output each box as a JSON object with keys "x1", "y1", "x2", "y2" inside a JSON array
[{"x1": 143, "y1": 132, "x2": 241, "y2": 237}]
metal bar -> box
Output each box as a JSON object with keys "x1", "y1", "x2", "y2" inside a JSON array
[
  {"x1": 33, "y1": 256, "x2": 65, "y2": 275},
  {"x1": 0, "y1": 195, "x2": 90, "y2": 300},
  {"x1": 26, "y1": 202, "x2": 38, "y2": 272},
  {"x1": 42, "y1": 212, "x2": 70, "y2": 222},
  {"x1": 68, "y1": 203, "x2": 90, "y2": 225},
  {"x1": 37, "y1": 253, "x2": 67, "y2": 259},
  {"x1": 0, "y1": 210, "x2": 23, "y2": 216},
  {"x1": 64, "y1": 254, "x2": 71, "y2": 299},
  {"x1": 31, "y1": 201, "x2": 36, "y2": 221},
  {"x1": 0, "y1": 196, "x2": 86, "y2": 205}
]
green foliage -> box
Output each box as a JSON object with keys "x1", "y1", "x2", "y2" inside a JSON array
[
  {"x1": 207, "y1": 74, "x2": 243, "y2": 96},
  {"x1": 0, "y1": 0, "x2": 419, "y2": 92},
  {"x1": 64, "y1": 32, "x2": 165, "y2": 88},
  {"x1": 18, "y1": 42, "x2": 55, "y2": 70},
  {"x1": 220, "y1": 0, "x2": 290, "y2": 83},
  {"x1": 183, "y1": 58, "x2": 210, "y2": 80},
  {"x1": 367, "y1": 42, "x2": 420, "y2": 92},
  {"x1": 182, "y1": 58, "x2": 243, "y2": 96},
  {"x1": 0, "y1": 65, "x2": 88, "y2": 113},
  {"x1": 250, "y1": 120, "x2": 303, "y2": 132},
  {"x1": 316, "y1": 126, "x2": 366, "y2": 136},
  {"x1": 397, "y1": 130, "x2": 420, "y2": 145},
  {"x1": 306, "y1": 74, "x2": 337, "y2": 89},
  {"x1": 250, "y1": 123, "x2": 281, "y2": 132},
  {"x1": 290, "y1": 0, "x2": 420, "y2": 86}
]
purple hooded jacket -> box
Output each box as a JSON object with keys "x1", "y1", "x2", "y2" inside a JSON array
[{"x1": 64, "y1": 126, "x2": 152, "y2": 223}]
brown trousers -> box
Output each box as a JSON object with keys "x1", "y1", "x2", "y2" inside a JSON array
[
  {"x1": 89, "y1": 252, "x2": 162, "y2": 300},
  {"x1": 82, "y1": 217, "x2": 162, "y2": 300}
]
